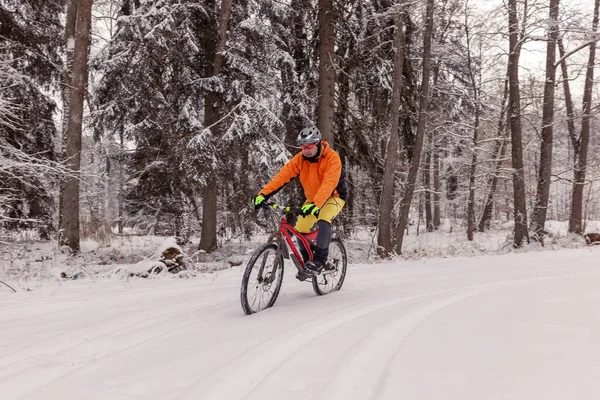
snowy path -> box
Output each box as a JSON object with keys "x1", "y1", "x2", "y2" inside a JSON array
[{"x1": 1, "y1": 247, "x2": 600, "y2": 399}]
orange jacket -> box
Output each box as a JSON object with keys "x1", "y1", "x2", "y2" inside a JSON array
[{"x1": 259, "y1": 141, "x2": 345, "y2": 208}]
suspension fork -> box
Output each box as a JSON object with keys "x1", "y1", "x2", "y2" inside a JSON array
[{"x1": 261, "y1": 235, "x2": 287, "y2": 284}]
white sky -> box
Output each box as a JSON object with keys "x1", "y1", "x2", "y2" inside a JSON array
[{"x1": 2, "y1": 245, "x2": 599, "y2": 399}]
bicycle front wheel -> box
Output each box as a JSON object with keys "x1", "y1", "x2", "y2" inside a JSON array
[
  {"x1": 240, "y1": 243, "x2": 284, "y2": 315},
  {"x1": 312, "y1": 238, "x2": 347, "y2": 296}
]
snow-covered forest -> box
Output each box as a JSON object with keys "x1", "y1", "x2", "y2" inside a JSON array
[
  {"x1": 4, "y1": 2, "x2": 600, "y2": 396},
  {"x1": 1, "y1": 0, "x2": 600, "y2": 273}
]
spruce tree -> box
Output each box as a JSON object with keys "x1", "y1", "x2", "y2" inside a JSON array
[{"x1": 0, "y1": 0, "x2": 66, "y2": 238}]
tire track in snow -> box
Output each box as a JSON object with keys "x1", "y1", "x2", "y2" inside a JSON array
[
  {"x1": 320, "y1": 272, "x2": 588, "y2": 400},
  {"x1": 319, "y1": 285, "x2": 496, "y2": 400},
  {"x1": 1, "y1": 283, "x2": 314, "y2": 399},
  {"x1": 0, "y1": 282, "x2": 237, "y2": 355},
  {"x1": 179, "y1": 270, "x2": 589, "y2": 400},
  {"x1": 0, "y1": 292, "x2": 233, "y2": 384},
  {"x1": 0, "y1": 282, "x2": 235, "y2": 321},
  {"x1": 1, "y1": 293, "x2": 225, "y2": 356},
  {"x1": 1, "y1": 296, "x2": 236, "y2": 400},
  {"x1": 175, "y1": 290, "x2": 441, "y2": 400},
  {"x1": 6, "y1": 261, "x2": 592, "y2": 399}
]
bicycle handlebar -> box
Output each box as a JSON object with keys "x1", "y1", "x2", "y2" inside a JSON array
[{"x1": 258, "y1": 202, "x2": 319, "y2": 217}]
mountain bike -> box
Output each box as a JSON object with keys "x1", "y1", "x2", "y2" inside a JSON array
[{"x1": 240, "y1": 203, "x2": 348, "y2": 315}]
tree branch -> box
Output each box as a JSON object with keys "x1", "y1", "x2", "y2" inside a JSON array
[{"x1": 554, "y1": 35, "x2": 600, "y2": 67}]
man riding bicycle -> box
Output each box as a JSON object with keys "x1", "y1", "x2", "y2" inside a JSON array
[{"x1": 253, "y1": 127, "x2": 348, "y2": 278}]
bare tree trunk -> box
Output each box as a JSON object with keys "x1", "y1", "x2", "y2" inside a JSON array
[
  {"x1": 464, "y1": 17, "x2": 482, "y2": 242},
  {"x1": 531, "y1": 0, "x2": 560, "y2": 241},
  {"x1": 569, "y1": 0, "x2": 599, "y2": 234},
  {"x1": 282, "y1": 0, "x2": 310, "y2": 201},
  {"x1": 467, "y1": 106, "x2": 480, "y2": 241},
  {"x1": 114, "y1": 0, "x2": 136, "y2": 236},
  {"x1": 507, "y1": 0, "x2": 529, "y2": 247},
  {"x1": 377, "y1": 8, "x2": 406, "y2": 258},
  {"x1": 423, "y1": 142, "x2": 433, "y2": 232},
  {"x1": 213, "y1": 0, "x2": 231, "y2": 80},
  {"x1": 395, "y1": 0, "x2": 434, "y2": 253},
  {"x1": 200, "y1": 182, "x2": 218, "y2": 251},
  {"x1": 335, "y1": 57, "x2": 353, "y2": 237},
  {"x1": 59, "y1": 0, "x2": 93, "y2": 252},
  {"x1": 429, "y1": 51, "x2": 441, "y2": 231},
  {"x1": 479, "y1": 129, "x2": 509, "y2": 232},
  {"x1": 121, "y1": 0, "x2": 140, "y2": 15},
  {"x1": 479, "y1": 77, "x2": 510, "y2": 231},
  {"x1": 199, "y1": 125, "x2": 219, "y2": 253},
  {"x1": 61, "y1": 0, "x2": 78, "y2": 143},
  {"x1": 557, "y1": 38, "x2": 578, "y2": 164},
  {"x1": 117, "y1": 130, "x2": 124, "y2": 234},
  {"x1": 317, "y1": 0, "x2": 336, "y2": 144},
  {"x1": 199, "y1": 0, "x2": 232, "y2": 252},
  {"x1": 432, "y1": 149, "x2": 441, "y2": 228},
  {"x1": 417, "y1": 191, "x2": 423, "y2": 235},
  {"x1": 58, "y1": 0, "x2": 78, "y2": 237}
]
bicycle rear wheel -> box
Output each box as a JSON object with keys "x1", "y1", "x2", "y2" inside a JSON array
[
  {"x1": 312, "y1": 238, "x2": 347, "y2": 295},
  {"x1": 240, "y1": 243, "x2": 284, "y2": 315}
]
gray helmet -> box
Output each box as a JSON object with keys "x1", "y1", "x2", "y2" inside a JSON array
[{"x1": 296, "y1": 127, "x2": 322, "y2": 145}]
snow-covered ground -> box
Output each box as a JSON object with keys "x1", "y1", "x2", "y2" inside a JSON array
[{"x1": 1, "y1": 245, "x2": 599, "y2": 399}]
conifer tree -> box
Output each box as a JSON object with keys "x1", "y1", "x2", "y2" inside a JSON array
[{"x1": 0, "y1": 0, "x2": 66, "y2": 238}]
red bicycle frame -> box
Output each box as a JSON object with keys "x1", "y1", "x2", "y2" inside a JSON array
[{"x1": 264, "y1": 205, "x2": 319, "y2": 273}]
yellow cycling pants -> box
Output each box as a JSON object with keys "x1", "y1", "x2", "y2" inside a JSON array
[{"x1": 295, "y1": 197, "x2": 345, "y2": 233}]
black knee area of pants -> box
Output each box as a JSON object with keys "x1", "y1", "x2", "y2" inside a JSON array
[
  {"x1": 296, "y1": 237, "x2": 309, "y2": 261},
  {"x1": 316, "y1": 220, "x2": 332, "y2": 250}
]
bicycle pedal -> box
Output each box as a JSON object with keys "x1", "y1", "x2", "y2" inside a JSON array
[{"x1": 295, "y1": 271, "x2": 311, "y2": 281}]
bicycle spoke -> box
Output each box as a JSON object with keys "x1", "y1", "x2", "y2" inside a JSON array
[
  {"x1": 249, "y1": 290, "x2": 260, "y2": 310},
  {"x1": 249, "y1": 278, "x2": 267, "y2": 312},
  {"x1": 312, "y1": 239, "x2": 347, "y2": 296},
  {"x1": 241, "y1": 242, "x2": 285, "y2": 314}
]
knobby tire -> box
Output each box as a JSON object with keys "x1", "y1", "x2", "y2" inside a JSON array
[
  {"x1": 240, "y1": 242, "x2": 284, "y2": 315},
  {"x1": 312, "y1": 238, "x2": 347, "y2": 295}
]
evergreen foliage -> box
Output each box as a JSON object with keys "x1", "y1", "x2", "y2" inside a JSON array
[
  {"x1": 92, "y1": 0, "x2": 309, "y2": 236},
  {"x1": 0, "y1": 0, "x2": 65, "y2": 238}
]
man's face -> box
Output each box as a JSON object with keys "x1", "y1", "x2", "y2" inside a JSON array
[{"x1": 300, "y1": 143, "x2": 319, "y2": 158}]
